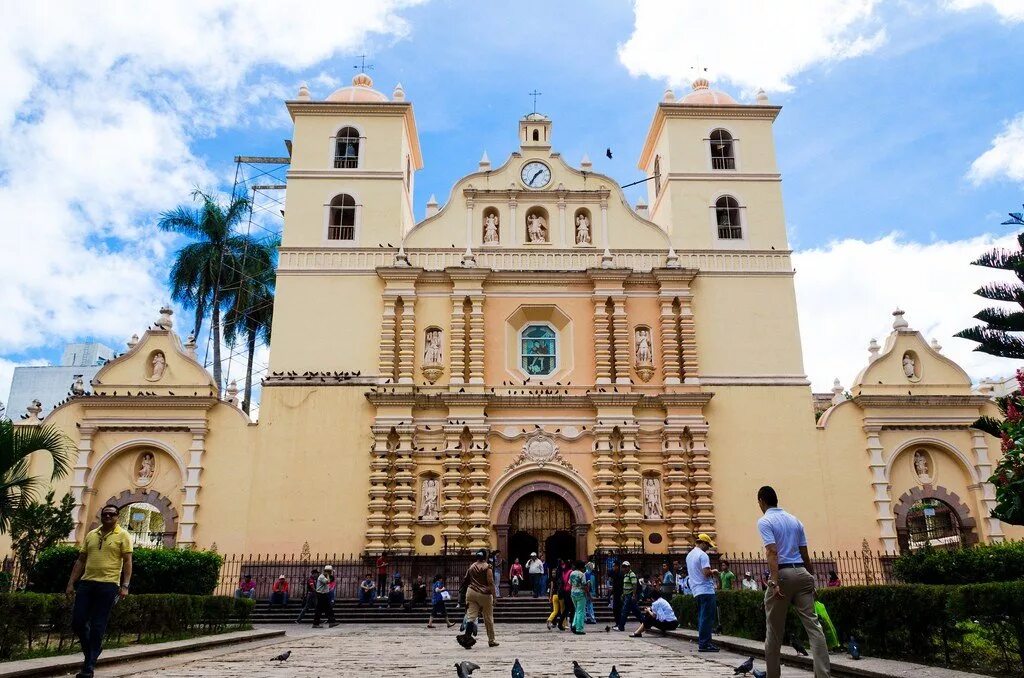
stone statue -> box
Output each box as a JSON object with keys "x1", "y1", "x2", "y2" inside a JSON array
[
  {"x1": 150, "y1": 351, "x2": 166, "y2": 380},
  {"x1": 137, "y1": 452, "x2": 155, "y2": 485},
  {"x1": 643, "y1": 477, "x2": 664, "y2": 519},
  {"x1": 902, "y1": 353, "x2": 916, "y2": 379},
  {"x1": 527, "y1": 214, "x2": 547, "y2": 243},
  {"x1": 71, "y1": 375, "x2": 85, "y2": 396},
  {"x1": 419, "y1": 478, "x2": 439, "y2": 521},
  {"x1": 424, "y1": 329, "x2": 443, "y2": 364},
  {"x1": 575, "y1": 213, "x2": 591, "y2": 244},
  {"x1": 483, "y1": 213, "x2": 500, "y2": 244},
  {"x1": 635, "y1": 328, "x2": 652, "y2": 365},
  {"x1": 914, "y1": 451, "x2": 930, "y2": 480}
]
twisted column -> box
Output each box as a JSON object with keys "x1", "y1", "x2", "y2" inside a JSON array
[
  {"x1": 366, "y1": 426, "x2": 393, "y2": 553},
  {"x1": 689, "y1": 426, "x2": 715, "y2": 539},
  {"x1": 441, "y1": 426, "x2": 467, "y2": 548},
  {"x1": 592, "y1": 424, "x2": 618, "y2": 549},
  {"x1": 468, "y1": 295, "x2": 485, "y2": 385},
  {"x1": 397, "y1": 297, "x2": 416, "y2": 384},
  {"x1": 663, "y1": 428, "x2": 692, "y2": 552},
  {"x1": 618, "y1": 426, "x2": 644, "y2": 548},
  {"x1": 391, "y1": 426, "x2": 416, "y2": 553}
]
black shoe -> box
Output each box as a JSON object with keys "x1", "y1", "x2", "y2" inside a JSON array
[
  {"x1": 629, "y1": 632, "x2": 642, "y2": 638},
  {"x1": 328, "y1": 622, "x2": 339, "y2": 628},
  {"x1": 698, "y1": 645, "x2": 720, "y2": 653}
]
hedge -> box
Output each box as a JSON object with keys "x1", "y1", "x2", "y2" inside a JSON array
[
  {"x1": 31, "y1": 546, "x2": 222, "y2": 595},
  {"x1": 0, "y1": 593, "x2": 252, "y2": 660},
  {"x1": 892, "y1": 541, "x2": 1024, "y2": 585},
  {"x1": 671, "y1": 582, "x2": 1024, "y2": 676}
]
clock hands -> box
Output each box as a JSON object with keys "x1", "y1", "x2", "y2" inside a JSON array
[{"x1": 530, "y1": 168, "x2": 545, "y2": 185}]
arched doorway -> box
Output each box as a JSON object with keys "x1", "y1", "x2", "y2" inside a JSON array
[
  {"x1": 508, "y1": 491, "x2": 575, "y2": 565},
  {"x1": 903, "y1": 498, "x2": 963, "y2": 551}
]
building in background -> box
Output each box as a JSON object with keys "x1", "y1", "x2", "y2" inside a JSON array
[{"x1": 6, "y1": 342, "x2": 115, "y2": 419}]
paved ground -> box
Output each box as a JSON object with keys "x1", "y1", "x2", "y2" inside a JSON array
[{"x1": 102, "y1": 624, "x2": 811, "y2": 677}]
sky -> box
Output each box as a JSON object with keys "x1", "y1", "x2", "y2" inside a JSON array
[{"x1": 2, "y1": 0, "x2": 1024, "y2": 410}]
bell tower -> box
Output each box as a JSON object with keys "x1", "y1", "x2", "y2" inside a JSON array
[{"x1": 520, "y1": 112, "x2": 552, "y2": 150}]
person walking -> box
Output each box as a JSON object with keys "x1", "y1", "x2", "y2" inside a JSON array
[
  {"x1": 65, "y1": 504, "x2": 133, "y2": 678},
  {"x1": 526, "y1": 552, "x2": 543, "y2": 598},
  {"x1": 462, "y1": 549, "x2": 499, "y2": 647},
  {"x1": 539, "y1": 555, "x2": 549, "y2": 600},
  {"x1": 686, "y1": 533, "x2": 719, "y2": 652},
  {"x1": 610, "y1": 561, "x2": 624, "y2": 627},
  {"x1": 491, "y1": 551, "x2": 503, "y2": 598},
  {"x1": 614, "y1": 561, "x2": 643, "y2": 631},
  {"x1": 558, "y1": 559, "x2": 574, "y2": 630},
  {"x1": 509, "y1": 558, "x2": 524, "y2": 597},
  {"x1": 545, "y1": 565, "x2": 565, "y2": 631},
  {"x1": 756, "y1": 485, "x2": 832, "y2": 678},
  {"x1": 427, "y1": 575, "x2": 457, "y2": 628},
  {"x1": 584, "y1": 562, "x2": 597, "y2": 624},
  {"x1": 296, "y1": 568, "x2": 320, "y2": 621},
  {"x1": 311, "y1": 565, "x2": 339, "y2": 629},
  {"x1": 569, "y1": 560, "x2": 590, "y2": 634}
]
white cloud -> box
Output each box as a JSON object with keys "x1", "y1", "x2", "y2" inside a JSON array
[
  {"x1": 947, "y1": 0, "x2": 1024, "y2": 22},
  {"x1": 0, "y1": 2, "x2": 422, "y2": 359},
  {"x1": 618, "y1": 0, "x2": 886, "y2": 93},
  {"x1": 794, "y1": 233, "x2": 1022, "y2": 391},
  {"x1": 968, "y1": 113, "x2": 1024, "y2": 185}
]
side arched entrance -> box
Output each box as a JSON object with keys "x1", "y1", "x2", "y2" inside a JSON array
[{"x1": 494, "y1": 482, "x2": 589, "y2": 567}]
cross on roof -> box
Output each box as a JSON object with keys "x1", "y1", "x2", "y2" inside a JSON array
[
  {"x1": 528, "y1": 89, "x2": 542, "y2": 113},
  {"x1": 353, "y1": 55, "x2": 374, "y2": 74}
]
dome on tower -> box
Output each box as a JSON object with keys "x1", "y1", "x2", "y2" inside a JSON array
[
  {"x1": 679, "y1": 77, "x2": 737, "y2": 106},
  {"x1": 326, "y1": 73, "x2": 389, "y2": 103}
]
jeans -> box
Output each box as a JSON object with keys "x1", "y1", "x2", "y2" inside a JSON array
[
  {"x1": 358, "y1": 588, "x2": 374, "y2": 605},
  {"x1": 539, "y1": 573, "x2": 548, "y2": 598},
  {"x1": 531, "y1": 573, "x2": 543, "y2": 597},
  {"x1": 71, "y1": 580, "x2": 119, "y2": 675},
  {"x1": 234, "y1": 588, "x2": 255, "y2": 600},
  {"x1": 296, "y1": 592, "x2": 316, "y2": 621},
  {"x1": 312, "y1": 592, "x2": 335, "y2": 625},
  {"x1": 617, "y1": 596, "x2": 643, "y2": 630},
  {"x1": 571, "y1": 592, "x2": 587, "y2": 632},
  {"x1": 269, "y1": 591, "x2": 289, "y2": 607},
  {"x1": 585, "y1": 597, "x2": 596, "y2": 623},
  {"x1": 494, "y1": 570, "x2": 501, "y2": 598},
  {"x1": 696, "y1": 593, "x2": 717, "y2": 648},
  {"x1": 641, "y1": 611, "x2": 679, "y2": 633}
]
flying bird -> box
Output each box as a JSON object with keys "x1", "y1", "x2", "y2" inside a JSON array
[
  {"x1": 792, "y1": 638, "x2": 808, "y2": 656},
  {"x1": 512, "y1": 658, "x2": 525, "y2": 678},
  {"x1": 573, "y1": 661, "x2": 594, "y2": 678},
  {"x1": 734, "y1": 657, "x2": 754, "y2": 675},
  {"x1": 271, "y1": 650, "x2": 291, "y2": 661},
  {"x1": 848, "y1": 635, "x2": 860, "y2": 660},
  {"x1": 455, "y1": 661, "x2": 480, "y2": 677},
  {"x1": 605, "y1": 148, "x2": 613, "y2": 159}
]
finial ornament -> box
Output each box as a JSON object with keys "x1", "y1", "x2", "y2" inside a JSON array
[
  {"x1": 831, "y1": 378, "x2": 845, "y2": 406},
  {"x1": 479, "y1": 151, "x2": 491, "y2": 170},
  {"x1": 756, "y1": 88, "x2": 769, "y2": 104},
  {"x1": 127, "y1": 334, "x2": 139, "y2": 349},
  {"x1": 580, "y1": 153, "x2": 592, "y2": 171},
  {"x1": 930, "y1": 338, "x2": 942, "y2": 352},
  {"x1": 394, "y1": 244, "x2": 410, "y2": 267},
  {"x1": 185, "y1": 333, "x2": 197, "y2": 359},
  {"x1": 666, "y1": 246, "x2": 680, "y2": 268},
  {"x1": 296, "y1": 83, "x2": 311, "y2": 101},
  {"x1": 892, "y1": 308, "x2": 909, "y2": 330},
  {"x1": 225, "y1": 380, "x2": 240, "y2": 407},
  {"x1": 868, "y1": 338, "x2": 880, "y2": 362},
  {"x1": 662, "y1": 88, "x2": 676, "y2": 103},
  {"x1": 392, "y1": 82, "x2": 405, "y2": 101},
  {"x1": 155, "y1": 305, "x2": 174, "y2": 331},
  {"x1": 462, "y1": 247, "x2": 476, "y2": 268}
]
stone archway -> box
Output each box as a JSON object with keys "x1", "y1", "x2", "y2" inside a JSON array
[
  {"x1": 94, "y1": 489, "x2": 179, "y2": 548},
  {"x1": 892, "y1": 484, "x2": 978, "y2": 553},
  {"x1": 494, "y1": 481, "x2": 590, "y2": 567}
]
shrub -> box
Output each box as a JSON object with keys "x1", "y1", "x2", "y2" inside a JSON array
[
  {"x1": 31, "y1": 546, "x2": 223, "y2": 595},
  {"x1": 892, "y1": 541, "x2": 1024, "y2": 585}
]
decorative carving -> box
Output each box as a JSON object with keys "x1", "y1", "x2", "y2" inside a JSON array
[
  {"x1": 127, "y1": 334, "x2": 139, "y2": 349},
  {"x1": 483, "y1": 212, "x2": 500, "y2": 244},
  {"x1": 643, "y1": 476, "x2": 664, "y2": 519},
  {"x1": 913, "y1": 450, "x2": 933, "y2": 483},
  {"x1": 526, "y1": 213, "x2": 548, "y2": 243},
  {"x1": 71, "y1": 375, "x2": 86, "y2": 396},
  {"x1": 418, "y1": 477, "x2": 440, "y2": 521},
  {"x1": 26, "y1": 399, "x2": 42, "y2": 420},
  {"x1": 225, "y1": 380, "x2": 240, "y2": 407},
  {"x1": 155, "y1": 305, "x2": 174, "y2": 331},
  {"x1": 504, "y1": 430, "x2": 576, "y2": 473},
  {"x1": 422, "y1": 328, "x2": 444, "y2": 384},
  {"x1": 575, "y1": 213, "x2": 591, "y2": 244},
  {"x1": 147, "y1": 351, "x2": 166, "y2": 381},
  {"x1": 300, "y1": 541, "x2": 311, "y2": 559},
  {"x1": 635, "y1": 327, "x2": 654, "y2": 382},
  {"x1": 902, "y1": 353, "x2": 916, "y2": 379},
  {"x1": 136, "y1": 451, "x2": 155, "y2": 486}
]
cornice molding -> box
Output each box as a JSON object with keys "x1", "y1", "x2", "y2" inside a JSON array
[{"x1": 854, "y1": 395, "x2": 990, "y2": 408}]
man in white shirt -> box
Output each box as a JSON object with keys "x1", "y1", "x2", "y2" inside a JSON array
[
  {"x1": 741, "y1": 571, "x2": 759, "y2": 591},
  {"x1": 685, "y1": 533, "x2": 719, "y2": 652},
  {"x1": 526, "y1": 553, "x2": 544, "y2": 598},
  {"x1": 629, "y1": 593, "x2": 678, "y2": 637},
  {"x1": 757, "y1": 485, "x2": 831, "y2": 678}
]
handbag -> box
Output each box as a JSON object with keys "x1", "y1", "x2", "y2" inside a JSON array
[{"x1": 440, "y1": 590, "x2": 452, "y2": 601}]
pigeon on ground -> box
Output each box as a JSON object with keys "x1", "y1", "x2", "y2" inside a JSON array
[
  {"x1": 733, "y1": 656, "x2": 754, "y2": 675},
  {"x1": 271, "y1": 650, "x2": 291, "y2": 661},
  {"x1": 573, "y1": 661, "x2": 594, "y2": 678},
  {"x1": 752, "y1": 670, "x2": 766, "y2": 678},
  {"x1": 792, "y1": 638, "x2": 808, "y2": 656},
  {"x1": 512, "y1": 658, "x2": 525, "y2": 678},
  {"x1": 848, "y1": 635, "x2": 861, "y2": 660},
  {"x1": 609, "y1": 667, "x2": 620, "y2": 678},
  {"x1": 455, "y1": 661, "x2": 480, "y2": 678},
  {"x1": 604, "y1": 625, "x2": 611, "y2": 632}
]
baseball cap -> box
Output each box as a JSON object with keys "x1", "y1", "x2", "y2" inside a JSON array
[
  {"x1": 323, "y1": 565, "x2": 333, "y2": 571},
  {"x1": 278, "y1": 574, "x2": 286, "y2": 579},
  {"x1": 530, "y1": 552, "x2": 537, "y2": 557},
  {"x1": 697, "y1": 533, "x2": 717, "y2": 549},
  {"x1": 621, "y1": 560, "x2": 631, "y2": 567}
]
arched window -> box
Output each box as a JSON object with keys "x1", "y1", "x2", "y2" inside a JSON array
[
  {"x1": 521, "y1": 324, "x2": 556, "y2": 376},
  {"x1": 905, "y1": 498, "x2": 963, "y2": 551},
  {"x1": 715, "y1": 196, "x2": 742, "y2": 239},
  {"x1": 118, "y1": 502, "x2": 167, "y2": 549},
  {"x1": 653, "y1": 155, "x2": 661, "y2": 196},
  {"x1": 710, "y1": 129, "x2": 735, "y2": 170},
  {"x1": 328, "y1": 194, "x2": 357, "y2": 240},
  {"x1": 334, "y1": 127, "x2": 360, "y2": 169},
  {"x1": 532, "y1": 129, "x2": 540, "y2": 141}
]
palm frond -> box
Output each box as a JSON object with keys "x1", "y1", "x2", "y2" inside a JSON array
[
  {"x1": 970, "y1": 416, "x2": 1004, "y2": 438},
  {"x1": 974, "y1": 282, "x2": 1024, "y2": 304},
  {"x1": 953, "y1": 326, "x2": 1024, "y2": 359},
  {"x1": 974, "y1": 307, "x2": 1024, "y2": 332}
]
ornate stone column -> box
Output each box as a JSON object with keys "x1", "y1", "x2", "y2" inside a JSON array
[
  {"x1": 970, "y1": 429, "x2": 1005, "y2": 542},
  {"x1": 662, "y1": 427, "x2": 692, "y2": 552},
  {"x1": 397, "y1": 298, "x2": 416, "y2": 385},
  {"x1": 377, "y1": 268, "x2": 422, "y2": 384},
  {"x1": 653, "y1": 269, "x2": 698, "y2": 385},
  {"x1": 688, "y1": 425, "x2": 715, "y2": 539},
  {"x1": 592, "y1": 423, "x2": 618, "y2": 549},
  {"x1": 658, "y1": 296, "x2": 681, "y2": 385},
  {"x1": 178, "y1": 425, "x2": 207, "y2": 546},
  {"x1": 557, "y1": 193, "x2": 567, "y2": 247},
  {"x1": 611, "y1": 296, "x2": 630, "y2": 385},
  {"x1": 679, "y1": 292, "x2": 698, "y2": 384},
  {"x1": 468, "y1": 295, "x2": 485, "y2": 385},
  {"x1": 391, "y1": 425, "x2": 417, "y2": 553},
  {"x1": 593, "y1": 298, "x2": 612, "y2": 384},
  {"x1": 465, "y1": 425, "x2": 491, "y2": 548},
  {"x1": 441, "y1": 426, "x2": 467, "y2": 548},
  {"x1": 366, "y1": 425, "x2": 393, "y2": 554},
  {"x1": 378, "y1": 295, "x2": 398, "y2": 383},
  {"x1": 618, "y1": 425, "x2": 644, "y2": 548},
  {"x1": 449, "y1": 296, "x2": 467, "y2": 386},
  {"x1": 67, "y1": 425, "x2": 96, "y2": 541},
  {"x1": 864, "y1": 425, "x2": 896, "y2": 552}
]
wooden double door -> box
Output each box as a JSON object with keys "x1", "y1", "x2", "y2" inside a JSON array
[{"x1": 508, "y1": 491, "x2": 576, "y2": 567}]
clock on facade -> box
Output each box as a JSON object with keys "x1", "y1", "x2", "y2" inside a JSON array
[{"x1": 520, "y1": 161, "x2": 551, "y2": 189}]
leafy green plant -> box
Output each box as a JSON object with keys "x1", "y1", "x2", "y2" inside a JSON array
[
  {"x1": 0, "y1": 419, "x2": 74, "y2": 534},
  {"x1": 31, "y1": 546, "x2": 222, "y2": 595},
  {"x1": 892, "y1": 541, "x2": 1024, "y2": 585},
  {"x1": 9, "y1": 490, "x2": 74, "y2": 580}
]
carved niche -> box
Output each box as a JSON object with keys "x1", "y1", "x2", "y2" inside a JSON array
[
  {"x1": 422, "y1": 327, "x2": 444, "y2": 384},
  {"x1": 135, "y1": 451, "x2": 156, "y2": 487}
]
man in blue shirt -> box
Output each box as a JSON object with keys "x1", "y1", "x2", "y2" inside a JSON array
[
  {"x1": 685, "y1": 533, "x2": 719, "y2": 652},
  {"x1": 757, "y1": 486, "x2": 831, "y2": 678}
]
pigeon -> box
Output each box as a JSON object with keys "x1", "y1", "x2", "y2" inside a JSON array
[
  {"x1": 792, "y1": 638, "x2": 808, "y2": 656},
  {"x1": 848, "y1": 635, "x2": 861, "y2": 660},
  {"x1": 456, "y1": 661, "x2": 480, "y2": 678},
  {"x1": 605, "y1": 148, "x2": 613, "y2": 159},
  {"x1": 271, "y1": 650, "x2": 291, "y2": 661},
  {"x1": 604, "y1": 625, "x2": 611, "y2": 632},
  {"x1": 573, "y1": 661, "x2": 594, "y2": 678},
  {"x1": 734, "y1": 657, "x2": 754, "y2": 675},
  {"x1": 512, "y1": 658, "x2": 525, "y2": 678},
  {"x1": 609, "y1": 667, "x2": 620, "y2": 678},
  {"x1": 753, "y1": 670, "x2": 766, "y2": 678}
]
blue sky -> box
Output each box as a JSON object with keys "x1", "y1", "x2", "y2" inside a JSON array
[{"x1": 2, "y1": 0, "x2": 1024, "y2": 408}]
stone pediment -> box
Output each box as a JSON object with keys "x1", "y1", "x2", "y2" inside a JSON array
[{"x1": 503, "y1": 429, "x2": 576, "y2": 474}]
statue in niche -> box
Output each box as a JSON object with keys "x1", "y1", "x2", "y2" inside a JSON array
[
  {"x1": 483, "y1": 213, "x2": 500, "y2": 244},
  {"x1": 635, "y1": 328, "x2": 653, "y2": 365},
  {"x1": 424, "y1": 329, "x2": 443, "y2": 364},
  {"x1": 137, "y1": 452, "x2": 155, "y2": 485},
  {"x1": 527, "y1": 213, "x2": 547, "y2": 243},
  {"x1": 902, "y1": 353, "x2": 916, "y2": 379},
  {"x1": 575, "y1": 213, "x2": 591, "y2": 244},
  {"x1": 418, "y1": 478, "x2": 440, "y2": 521},
  {"x1": 914, "y1": 451, "x2": 931, "y2": 481},
  {"x1": 149, "y1": 351, "x2": 166, "y2": 380},
  {"x1": 643, "y1": 477, "x2": 664, "y2": 519}
]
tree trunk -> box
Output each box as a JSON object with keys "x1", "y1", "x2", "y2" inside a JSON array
[
  {"x1": 192, "y1": 310, "x2": 203, "y2": 343},
  {"x1": 242, "y1": 327, "x2": 256, "y2": 414},
  {"x1": 211, "y1": 295, "x2": 222, "y2": 394}
]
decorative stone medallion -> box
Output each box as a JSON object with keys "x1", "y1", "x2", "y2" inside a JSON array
[{"x1": 523, "y1": 430, "x2": 558, "y2": 463}]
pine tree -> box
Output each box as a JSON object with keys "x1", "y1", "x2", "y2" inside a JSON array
[{"x1": 955, "y1": 207, "x2": 1024, "y2": 357}]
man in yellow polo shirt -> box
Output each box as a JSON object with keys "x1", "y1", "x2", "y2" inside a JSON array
[{"x1": 66, "y1": 504, "x2": 133, "y2": 678}]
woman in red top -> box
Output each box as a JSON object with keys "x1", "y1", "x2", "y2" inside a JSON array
[{"x1": 509, "y1": 559, "x2": 524, "y2": 597}]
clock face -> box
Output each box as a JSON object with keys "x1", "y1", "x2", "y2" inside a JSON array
[{"x1": 520, "y1": 161, "x2": 551, "y2": 189}]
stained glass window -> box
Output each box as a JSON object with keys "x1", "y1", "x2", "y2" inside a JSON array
[{"x1": 521, "y1": 324, "x2": 556, "y2": 376}]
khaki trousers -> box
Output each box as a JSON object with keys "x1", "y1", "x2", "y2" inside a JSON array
[
  {"x1": 465, "y1": 589, "x2": 495, "y2": 642},
  {"x1": 764, "y1": 567, "x2": 831, "y2": 678}
]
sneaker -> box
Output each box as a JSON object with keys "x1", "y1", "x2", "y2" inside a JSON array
[
  {"x1": 613, "y1": 627, "x2": 624, "y2": 632},
  {"x1": 698, "y1": 646, "x2": 720, "y2": 653},
  {"x1": 328, "y1": 622, "x2": 339, "y2": 628}
]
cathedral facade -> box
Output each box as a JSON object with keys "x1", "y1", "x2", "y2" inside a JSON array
[{"x1": 18, "y1": 75, "x2": 1021, "y2": 561}]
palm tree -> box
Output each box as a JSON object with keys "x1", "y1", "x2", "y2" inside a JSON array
[
  {"x1": 223, "y1": 241, "x2": 277, "y2": 414},
  {"x1": 0, "y1": 419, "x2": 74, "y2": 534},
  {"x1": 158, "y1": 189, "x2": 259, "y2": 392}
]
